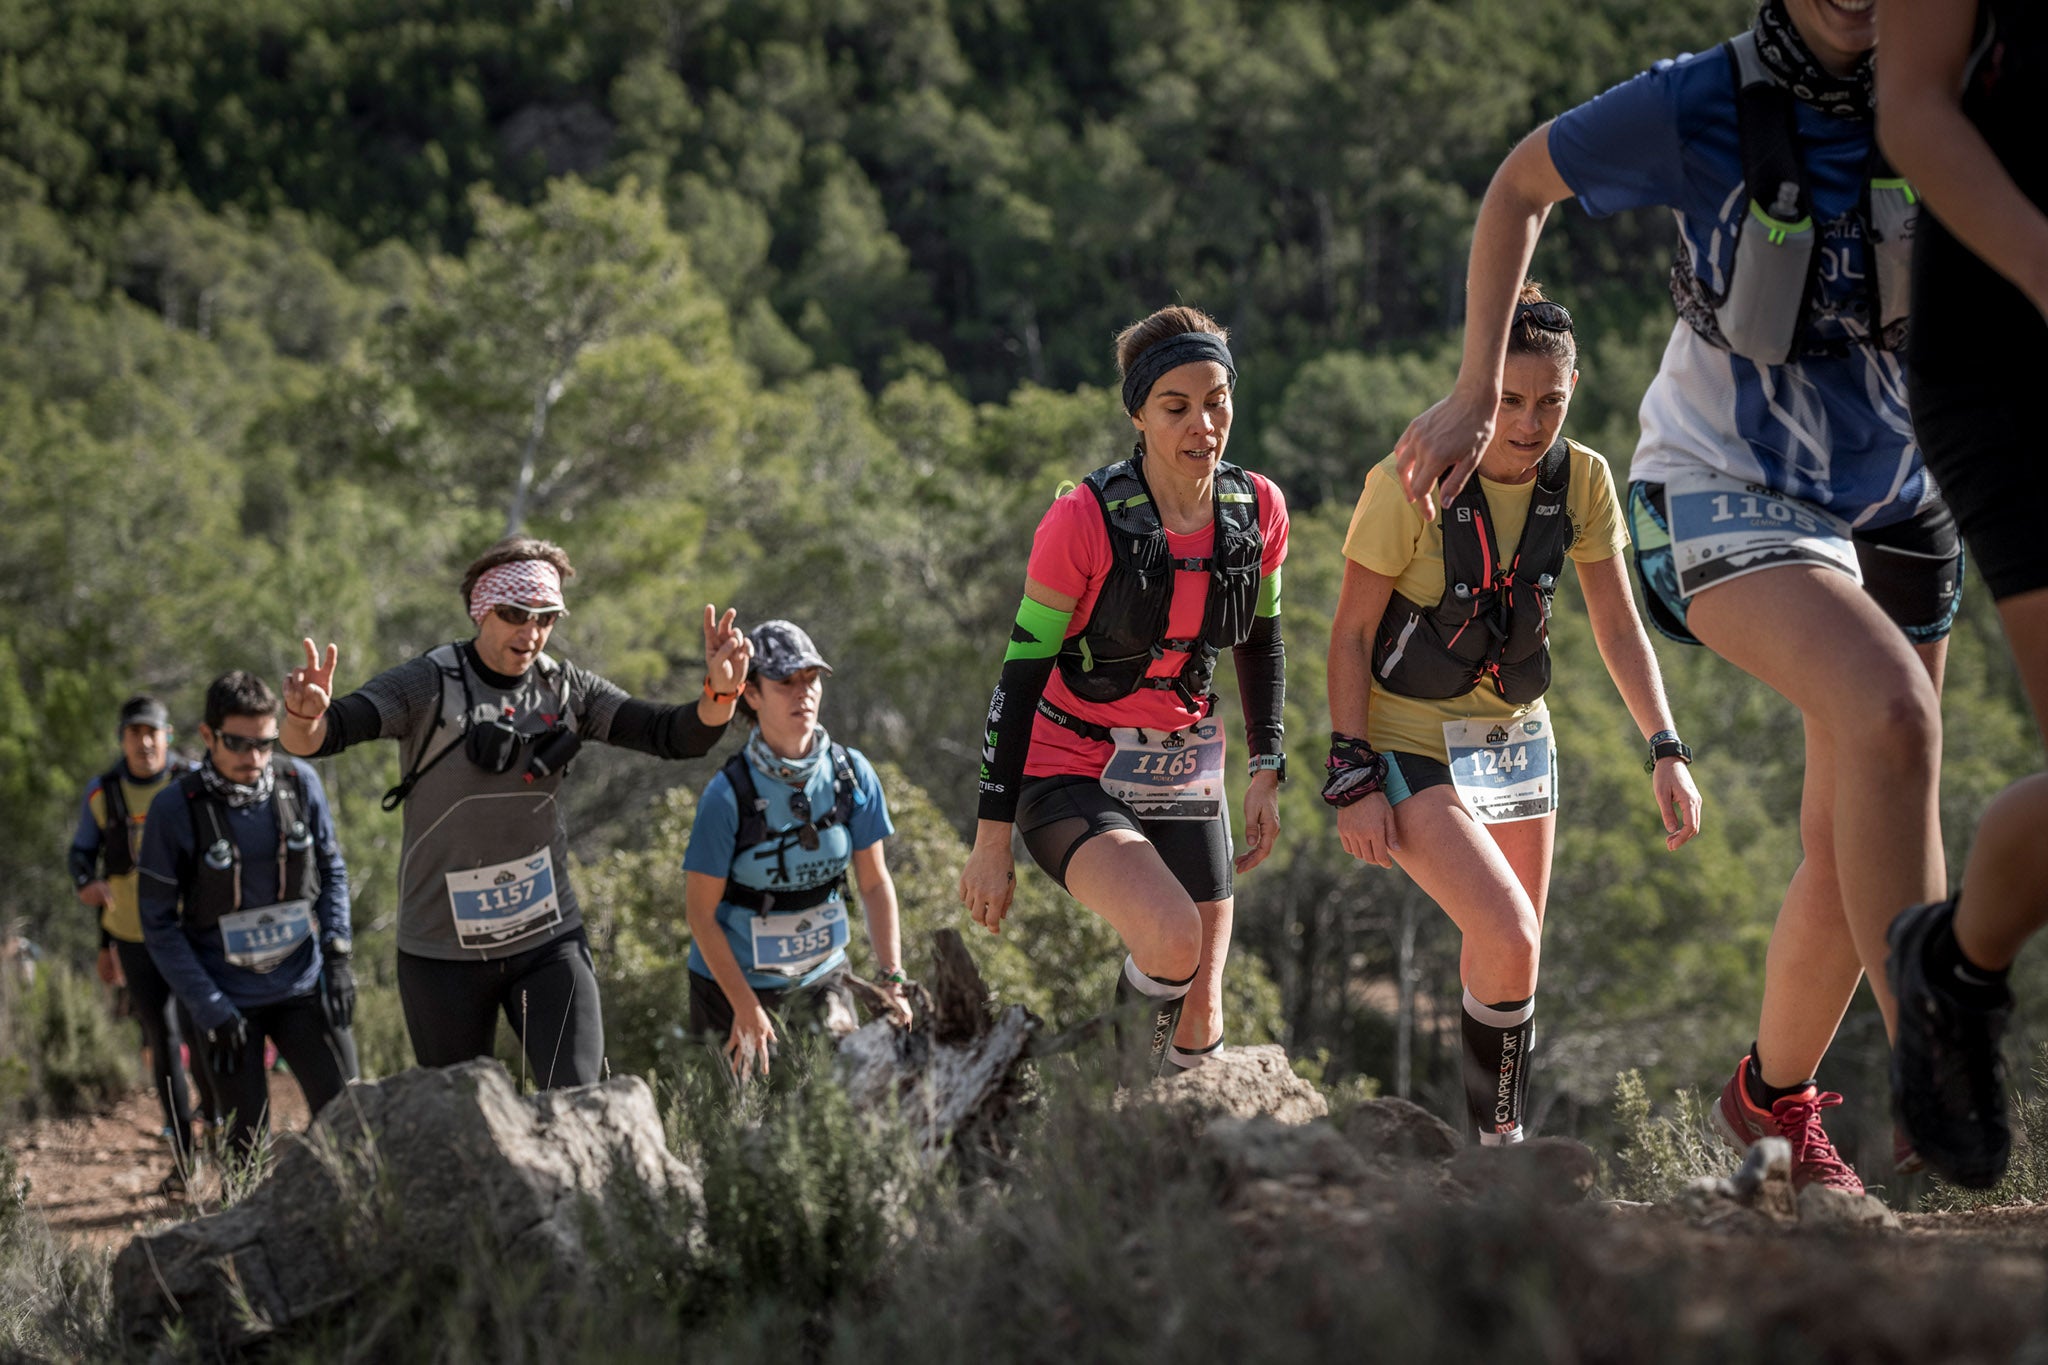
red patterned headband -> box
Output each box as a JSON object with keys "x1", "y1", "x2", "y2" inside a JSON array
[{"x1": 469, "y1": 560, "x2": 566, "y2": 624}]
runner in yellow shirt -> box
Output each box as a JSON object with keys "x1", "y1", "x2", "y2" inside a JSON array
[{"x1": 1324, "y1": 284, "x2": 1702, "y2": 1144}]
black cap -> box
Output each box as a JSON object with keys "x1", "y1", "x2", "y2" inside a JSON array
[{"x1": 118, "y1": 696, "x2": 171, "y2": 732}]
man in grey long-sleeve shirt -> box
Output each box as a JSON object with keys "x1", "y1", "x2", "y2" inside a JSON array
[{"x1": 279, "y1": 534, "x2": 751, "y2": 1088}]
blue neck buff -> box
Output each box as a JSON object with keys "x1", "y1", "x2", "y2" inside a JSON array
[{"x1": 1121, "y1": 332, "x2": 1237, "y2": 416}]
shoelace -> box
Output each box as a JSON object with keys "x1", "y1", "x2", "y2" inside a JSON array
[{"x1": 1771, "y1": 1090, "x2": 1859, "y2": 1188}]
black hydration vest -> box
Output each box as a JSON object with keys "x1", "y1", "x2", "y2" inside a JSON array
[
  {"x1": 1371, "y1": 438, "x2": 1574, "y2": 705},
  {"x1": 1669, "y1": 30, "x2": 1916, "y2": 363},
  {"x1": 175, "y1": 763, "x2": 318, "y2": 933},
  {"x1": 720, "y1": 744, "x2": 858, "y2": 914},
  {"x1": 95, "y1": 764, "x2": 138, "y2": 878},
  {"x1": 1057, "y1": 456, "x2": 1264, "y2": 711}
]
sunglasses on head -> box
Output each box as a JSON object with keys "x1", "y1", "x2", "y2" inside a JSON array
[
  {"x1": 1514, "y1": 300, "x2": 1574, "y2": 335},
  {"x1": 216, "y1": 730, "x2": 278, "y2": 755},
  {"x1": 787, "y1": 790, "x2": 822, "y2": 852},
  {"x1": 492, "y1": 604, "x2": 565, "y2": 628}
]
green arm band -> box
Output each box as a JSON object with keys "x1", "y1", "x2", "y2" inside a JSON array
[
  {"x1": 1257, "y1": 567, "x2": 1282, "y2": 618},
  {"x1": 1004, "y1": 596, "x2": 1073, "y2": 662}
]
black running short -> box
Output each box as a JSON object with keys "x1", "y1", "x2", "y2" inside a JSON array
[
  {"x1": 1015, "y1": 773, "x2": 1233, "y2": 904},
  {"x1": 1909, "y1": 384, "x2": 2048, "y2": 602},
  {"x1": 1630, "y1": 482, "x2": 1965, "y2": 646}
]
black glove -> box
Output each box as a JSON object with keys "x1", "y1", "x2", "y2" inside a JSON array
[
  {"x1": 321, "y1": 954, "x2": 357, "y2": 1029},
  {"x1": 206, "y1": 1014, "x2": 251, "y2": 1077},
  {"x1": 1321, "y1": 733, "x2": 1390, "y2": 808}
]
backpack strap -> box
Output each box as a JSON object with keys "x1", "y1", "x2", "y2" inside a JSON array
[
  {"x1": 381, "y1": 644, "x2": 474, "y2": 811},
  {"x1": 723, "y1": 750, "x2": 770, "y2": 854}
]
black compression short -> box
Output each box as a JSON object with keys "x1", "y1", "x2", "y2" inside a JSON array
[
  {"x1": 1015, "y1": 774, "x2": 1234, "y2": 904},
  {"x1": 1912, "y1": 372, "x2": 2048, "y2": 603}
]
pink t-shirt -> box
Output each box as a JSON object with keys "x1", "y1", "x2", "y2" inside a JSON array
[{"x1": 1023, "y1": 470, "x2": 1289, "y2": 780}]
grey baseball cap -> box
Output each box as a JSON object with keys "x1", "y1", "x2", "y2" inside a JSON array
[
  {"x1": 748, "y1": 620, "x2": 833, "y2": 680},
  {"x1": 118, "y1": 696, "x2": 171, "y2": 732}
]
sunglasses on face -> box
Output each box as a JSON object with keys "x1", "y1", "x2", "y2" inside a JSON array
[
  {"x1": 1514, "y1": 300, "x2": 1574, "y2": 335},
  {"x1": 787, "y1": 790, "x2": 822, "y2": 852},
  {"x1": 492, "y1": 605, "x2": 565, "y2": 628},
  {"x1": 215, "y1": 731, "x2": 279, "y2": 755}
]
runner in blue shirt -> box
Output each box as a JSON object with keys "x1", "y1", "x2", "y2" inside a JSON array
[
  {"x1": 683, "y1": 621, "x2": 910, "y2": 1078},
  {"x1": 1390, "y1": 0, "x2": 1960, "y2": 1195}
]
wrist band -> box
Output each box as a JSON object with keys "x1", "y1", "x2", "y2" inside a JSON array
[
  {"x1": 1322, "y1": 733, "x2": 1388, "y2": 808},
  {"x1": 284, "y1": 706, "x2": 323, "y2": 722},
  {"x1": 702, "y1": 678, "x2": 740, "y2": 704},
  {"x1": 882, "y1": 969, "x2": 908, "y2": 985}
]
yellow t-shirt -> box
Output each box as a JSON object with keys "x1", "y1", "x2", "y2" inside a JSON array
[
  {"x1": 1341, "y1": 441, "x2": 1627, "y2": 763},
  {"x1": 88, "y1": 770, "x2": 176, "y2": 943}
]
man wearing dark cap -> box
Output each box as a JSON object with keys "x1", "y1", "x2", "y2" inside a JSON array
[{"x1": 68, "y1": 695, "x2": 209, "y2": 1193}]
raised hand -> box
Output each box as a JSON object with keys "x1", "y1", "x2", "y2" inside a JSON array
[
  {"x1": 285, "y1": 638, "x2": 340, "y2": 722},
  {"x1": 1391, "y1": 389, "x2": 1497, "y2": 520},
  {"x1": 702, "y1": 605, "x2": 751, "y2": 698}
]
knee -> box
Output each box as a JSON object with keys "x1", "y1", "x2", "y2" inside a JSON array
[
  {"x1": 1865, "y1": 672, "x2": 1942, "y2": 775},
  {"x1": 1474, "y1": 912, "x2": 1541, "y2": 991},
  {"x1": 1143, "y1": 905, "x2": 1204, "y2": 982}
]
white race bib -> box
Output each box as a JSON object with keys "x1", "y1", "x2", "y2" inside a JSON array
[
  {"x1": 1665, "y1": 466, "x2": 1860, "y2": 599},
  {"x1": 444, "y1": 847, "x2": 563, "y2": 951},
  {"x1": 1443, "y1": 708, "x2": 1558, "y2": 825},
  {"x1": 1099, "y1": 721, "x2": 1226, "y2": 821},
  {"x1": 219, "y1": 899, "x2": 315, "y2": 973},
  {"x1": 749, "y1": 900, "x2": 851, "y2": 979}
]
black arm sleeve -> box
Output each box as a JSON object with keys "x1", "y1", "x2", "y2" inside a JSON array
[
  {"x1": 604, "y1": 697, "x2": 728, "y2": 760},
  {"x1": 976, "y1": 654, "x2": 1057, "y2": 825},
  {"x1": 68, "y1": 843, "x2": 99, "y2": 888},
  {"x1": 1232, "y1": 613, "x2": 1285, "y2": 760},
  {"x1": 312, "y1": 693, "x2": 384, "y2": 757}
]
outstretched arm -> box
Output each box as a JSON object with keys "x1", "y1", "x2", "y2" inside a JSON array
[
  {"x1": 1577, "y1": 552, "x2": 1701, "y2": 850},
  {"x1": 1393, "y1": 124, "x2": 1576, "y2": 517},
  {"x1": 1879, "y1": 1, "x2": 2048, "y2": 320}
]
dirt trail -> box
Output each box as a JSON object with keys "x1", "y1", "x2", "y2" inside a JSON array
[{"x1": 9, "y1": 1077, "x2": 309, "y2": 1252}]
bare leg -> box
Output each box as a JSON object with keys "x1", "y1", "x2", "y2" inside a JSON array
[
  {"x1": 1173, "y1": 895, "x2": 1234, "y2": 1051},
  {"x1": 1063, "y1": 830, "x2": 1204, "y2": 981},
  {"x1": 1954, "y1": 589, "x2": 2048, "y2": 969},
  {"x1": 1688, "y1": 566, "x2": 1943, "y2": 1035},
  {"x1": 1389, "y1": 790, "x2": 1547, "y2": 1002}
]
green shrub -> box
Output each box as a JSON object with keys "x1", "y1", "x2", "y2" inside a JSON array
[
  {"x1": 2, "y1": 959, "x2": 137, "y2": 1119},
  {"x1": 0, "y1": 1147, "x2": 118, "y2": 1361},
  {"x1": 1607, "y1": 1068, "x2": 1733, "y2": 1202}
]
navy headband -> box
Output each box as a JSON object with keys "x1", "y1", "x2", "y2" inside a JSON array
[{"x1": 1121, "y1": 331, "x2": 1237, "y2": 416}]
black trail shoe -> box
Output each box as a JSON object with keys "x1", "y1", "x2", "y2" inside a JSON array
[{"x1": 1888, "y1": 898, "x2": 2014, "y2": 1190}]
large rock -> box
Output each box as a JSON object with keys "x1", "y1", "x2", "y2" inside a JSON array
[
  {"x1": 112, "y1": 1060, "x2": 695, "y2": 1350},
  {"x1": 1149, "y1": 1045, "x2": 1329, "y2": 1125},
  {"x1": 1341, "y1": 1097, "x2": 1462, "y2": 1162},
  {"x1": 1445, "y1": 1137, "x2": 1599, "y2": 1206},
  {"x1": 1202, "y1": 1116, "x2": 1372, "y2": 1192}
]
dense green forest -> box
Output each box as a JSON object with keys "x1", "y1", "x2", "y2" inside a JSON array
[{"x1": 3, "y1": 0, "x2": 2040, "y2": 1158}]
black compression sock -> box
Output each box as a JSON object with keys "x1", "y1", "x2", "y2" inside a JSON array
[
  {"x1": 1113, "y1": 956, "x2": 1195, "y2": 1081},
  {"x1": 1744, "y1": 1044, "x2": 1813, "y2": 1108},
  {"x1": 1461, "y1": 991, "x2": 1534, "y2": 1143},
  {"x1": 1926, "y1": 906, "x2": 2011, "y2": 1009}
]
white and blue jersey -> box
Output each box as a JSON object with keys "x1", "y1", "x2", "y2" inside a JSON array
[
  {"x1": 683, "y1": 746, "x2": 893, "y2": 992},
  {"x1": 1548, "y1": 45, "x2": 1930, "y2": 530}
]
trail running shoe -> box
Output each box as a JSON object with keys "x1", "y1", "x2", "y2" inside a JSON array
[
  {"x1": 1713, "y1": 1059, "x2": 1773, "y2": 1149},
  {"x1": 1887, "y1": 898, "x2": 2013, "y2": 1190},
  {"x1": 1893, "y1": 1125, "x2": 1925, "y2": 1176},
  {"x1": 1713, "y1": 1059, "x2": 1863, "y2": 1193}
]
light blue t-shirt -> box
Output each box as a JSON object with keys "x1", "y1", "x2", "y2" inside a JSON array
[
  {"x1": 683, "y1": 745, "x2": 893, "y2": 991},
  {"x1": 1548, "y1": 44, "x2": 1929, "y2": 530}
]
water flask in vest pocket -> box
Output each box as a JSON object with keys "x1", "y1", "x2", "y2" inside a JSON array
[
  {"x1": 1868, "y1": 179, "x2": 1917, "y2": 339},
  {"x1": 1720, "y1": 187, "x2": 1815, "y2": 365},
  {"x1": 465, "y1": 706, "x2": 525, "y2": 775},
  {"x1": 524, "y1": 727, "x2": 581, "y2": 783}
]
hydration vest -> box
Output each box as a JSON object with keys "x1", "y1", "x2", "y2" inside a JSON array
[
  {"x1": 175, "y1": 762, "x2": 318, "y2": 933},
  {"x1": 1669, "y1": 29, "x2": 1917, "y2": 363},
  {"x1": 1057, "y1": 456, "x2": 1264, "y2": 711},
  {"x1": 94, "y1": 765, "x2": 139, "y2": 878},
  {"x1": 381, "y1": 642, "x2": 575, "y2": 810},
  {"x1": 720, "y1": 744, "x2": 858, "y2": 914},
  {"x1": 1371, "y1": 438, "x2": 1574, "y2": 705}
]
